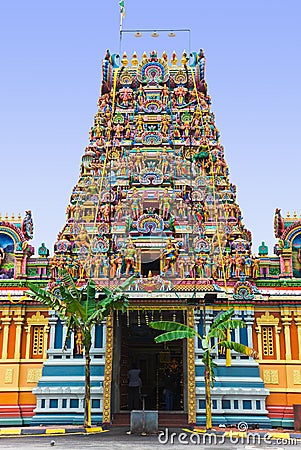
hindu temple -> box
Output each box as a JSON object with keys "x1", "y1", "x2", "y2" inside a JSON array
[{"x1": 0, "y1": 47, "x2": 301, "y2": 429}]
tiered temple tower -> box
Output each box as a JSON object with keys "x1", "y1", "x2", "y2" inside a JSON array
[
  {"x1": 31, "y1": 49, "x2": 270, "y2": 427},
  {"x1": 51, "y1": 49, "x2": 258, "y2": 286}
]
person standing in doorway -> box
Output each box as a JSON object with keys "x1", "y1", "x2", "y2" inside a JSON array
[
  {"x1": 128, "y1": 363, "x2": 142, "y2": 410},
  {"x1": 164, "y1": 368, "x2": 179, "y2": 411}
]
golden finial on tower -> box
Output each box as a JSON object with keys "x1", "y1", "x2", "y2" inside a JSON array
[
  {"x1": 141, "y1": 52, "x2": 148, "y2": 64},
  {"x1": 161, "y1": 51, "x2": 168, "y2": 63},
  {"x1": 171, "y1": 51, "x2": 178, "y2": 66},
  {"x1": 5, "y1": 213, "x2": 8, "y2": 220},
  {"x1": 287, "y1": 211, "x2": 290, "y2": 217},
  {"x1": 0, "y1": 213, "x2": 2, "y2": 221},
  {"x1": 181, "y1": 51, "x2": 188, "y2": 66},
  {"x1": 121, "y1": 51, "x2": 128, "y2": 66},
  {"x1": 294, "y1": 211, "x2": 297, "y2": 218},
  {"x1": 17, "y1": 212, "x2": 21, "y2": 221},
  {"x1": 11, "y1": 213, "x2": 15, "y2": 220},
  {"x1": 131, "y1": 51, "x2": 138, "y2": 66}
]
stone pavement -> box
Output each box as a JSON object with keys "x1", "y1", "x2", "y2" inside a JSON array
[{"x1": 1, "y1": 425, "x2": 301, "y2": 449}]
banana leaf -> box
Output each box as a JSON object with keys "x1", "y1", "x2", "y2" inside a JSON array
[
  {"x1": 85, "y1": 279, "x2": 97, "y2": 317},
  {"x1": 154, "y1": 329, "x2": 196, "y2": 343},
  {"x1": 219, "y1": 340, "x2": 254, "y2": 356},
  {"x1": 207, "y1": 327, "x2": 226, "y2": 340},
  {"x1": 114, "y1": 274, "x2": 136, "y2": 292},
  {"x1": 150, "y1": 320, "x2": 200, "y2": 336},
  {"x1": 210, "y1": 308, "x2": 234, "y2": 330},
  {"x1": 26, "y1": 282, "x2": 62, "y2": 309},
  {"x1": 216, "y1": 319, "x2": 246, "y2": 331},
  {"x1": 60, "y1": 269, "x2": 79, "y2": 299}
]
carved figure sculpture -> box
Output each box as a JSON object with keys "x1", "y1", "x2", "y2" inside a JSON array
[
  {"x1": 160, "y1": 188, "x2": 172, "y2": 219},
  {"x1": 123, "y1": 239, "x2": 137, "y2": 276},
  {"x1": 162, "y1": 238, "x2": 179, "y2": 276}
]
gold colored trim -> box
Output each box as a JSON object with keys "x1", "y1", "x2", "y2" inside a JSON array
[
  {"x1": 266, "y1": 387, "x2": 301, "y2": 393},
  {"x1": 257, "y1": 360, "x2": 301, "y2": 364},
  {"x1": 187, "y1": 307, "x2": 196, "y2": 425},
  {"x1": 102, "y1": 313, "x2": 114, "y2": 424}
]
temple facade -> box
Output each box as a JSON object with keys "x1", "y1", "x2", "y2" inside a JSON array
[
  {"x1": 0, "y1": 212, "x2": 50, "y2": 425},
  {"x1": 1, "y1": 48, "x2": 301, "y2": 428}
]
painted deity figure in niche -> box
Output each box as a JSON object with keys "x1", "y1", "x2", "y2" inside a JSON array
[
  {"x1": 174, "y1": 86, "x2": 187, "y2": 106},
  {"x1": 119, "y1": 87, "x2": 133, "y2": 107},
  {"x1": 110, "y1": 253, "x2": 123, "y2": 279},
  {"x1": 160, "y1": 188, "x2": 173, "y2": 219},
  {"x1": 159, "y1": 150, "x2": 170, "y2": 174},
  {"x1": 134, "y1": 149, "x2": 145, "y2": 173},
  {"x1": 135, "y1": 115, "x2": 144, "y2": 136},
  {"x1": 114, "y1": 123, "x2": 124, "y2": 139},
  {"x1": 124, "y1": 121, "x2": 132, "y2": 140},
  {"x1": 161, "y1": 115, "x2": 170, "y2": 136},
  {"x1": 123, "y1": 239, "x2": 137, "y2": 276},
  {"x1": 252, "y1": 257, "x2": 259, "y2": 278},
  {"x1": 75, "y1": 329, "x2": 83, "y2": 355},
  {"x1": 136, "y1": 84, "x2": 145, "y2": 108},
  {"x1": 129, "y1": 187, "x2": 143, "y2": 220},
  {"x1": 162, "y1": 238, "x2": 179, "y2": 276}
]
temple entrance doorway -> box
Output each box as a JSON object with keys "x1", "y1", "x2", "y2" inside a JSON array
[
  {"x1": 112, "y1": 309, "x2": 186, "y2": 413},
  {"x1": 140, "y1": 250, "x2": 161, "y2": 276}
]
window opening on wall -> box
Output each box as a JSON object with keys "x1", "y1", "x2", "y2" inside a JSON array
[{"x1": 262, "y1": 326, "x2": 274, "y2": 357}]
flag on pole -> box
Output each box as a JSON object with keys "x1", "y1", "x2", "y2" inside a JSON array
[{"x1": 119, "y1": 0, "x2": 125, "y2": 17}]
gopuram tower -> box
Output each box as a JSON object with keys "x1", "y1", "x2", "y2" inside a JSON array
[{"x1": 31, "y1": 49, "x2": 270, "y2": 427}]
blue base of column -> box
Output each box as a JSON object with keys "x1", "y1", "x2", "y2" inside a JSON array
[{"x1": 30, "y1": 413, "x2": 103, "y2": 426}]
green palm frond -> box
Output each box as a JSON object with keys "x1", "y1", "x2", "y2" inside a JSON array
[
  {"x1": 210, "y1": 308, "x2": 234, "y2": 330},
  {"x1": 86, "y1": 309, "x2": 104, "y2": 326},
  {"x1": 207, "y1": 327, "x2": 226, "y2": 340},
  {"x1": 60, "y1": 269, "x2": 79, "y2": 299},
  {"x1": 85, "y1": 279, "x2": 97, "y2": 317},
  {"x1": 216, "y1": 319, "x2": 246, "y2": 331},
  {"x1": 63, "y1": 315, "x2": 77, "y2": 350},
  {"x1": 154, "y1": 329, "x2": 196, "y2": 343},
  {"x1": 150, "y1": 321, "x2": 200, "y2": 336},
  {"x1": 115, "y1": 274, "x2": 136, "y2": 292},
  {"x1": 26, "y1": 282, "x2": 62, "y2": 310},
  {"x1": 219, "y1": 340, "x2": 255, "y2": 356}
]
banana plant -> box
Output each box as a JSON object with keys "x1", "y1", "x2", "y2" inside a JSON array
[
  {"x1": 27, "y1": 270, "x2": 135, "y2": 428},
  {"x1": 150, "y1": 307, "x2": 258, "y2": 430}
]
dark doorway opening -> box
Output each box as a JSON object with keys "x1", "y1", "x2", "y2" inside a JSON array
[
  {"x1": 141, "y1": 257, "x2": 161, "y2": 277},
  {"x1": 115, "y1": 310, "x2": 185, "y2": 412}
]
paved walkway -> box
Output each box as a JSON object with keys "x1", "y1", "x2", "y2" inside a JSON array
[{"x1": 1, "y1": 425, "x2": 301, "y2": 449}]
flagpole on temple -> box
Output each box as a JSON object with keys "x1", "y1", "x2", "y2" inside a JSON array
[{"x1": 119, "y1": 0, "x2": 125, "y2": 57}]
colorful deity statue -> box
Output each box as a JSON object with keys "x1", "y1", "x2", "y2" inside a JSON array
[
  {"x1": 99, "y1": 203, "x2": 112, "y2": 222},
  {"x1": 22, "y1": 210, "x2": 34, "y2": 240},
  {"x1": 162, "y1": 238, "x2": 180, "y2": 276},
  {"x1": 161, "y1": 115, "x2": 170, "y2": 136},
  {"x1": 161, "y1": 84, "x2": 169, "y2": 105},
  {"x1": 159, "y1": 149, "x2": 170, "y2": 174},
  {"x1": 119, "y1": 87, "x2": 133, "y2": 107},
  {"x1": 129, "y1": 187, "x2": 143, "y2": 220},
  {"x1": 160, "y1": 188, "x2": 173, "y2": 220},
  {"x1": 123, "y1": 238, "x2": 137, "y2": 276},
  {"x1": 174, "y1": 86, "x2": 187, "y2": 106},
  {"x1": 133, "y1": 149, "x2": 145, "y2": 173},
  {"x1": 110, "y1": 253, "x2": 123, "y2": 279},
  {"x1": 135, "y1": 115, "x2": 144, "y2": 136}
]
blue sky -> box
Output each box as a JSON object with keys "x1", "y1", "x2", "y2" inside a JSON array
[{"x1": 0, "y1": 0, "x2": 300, "y2": 256}]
